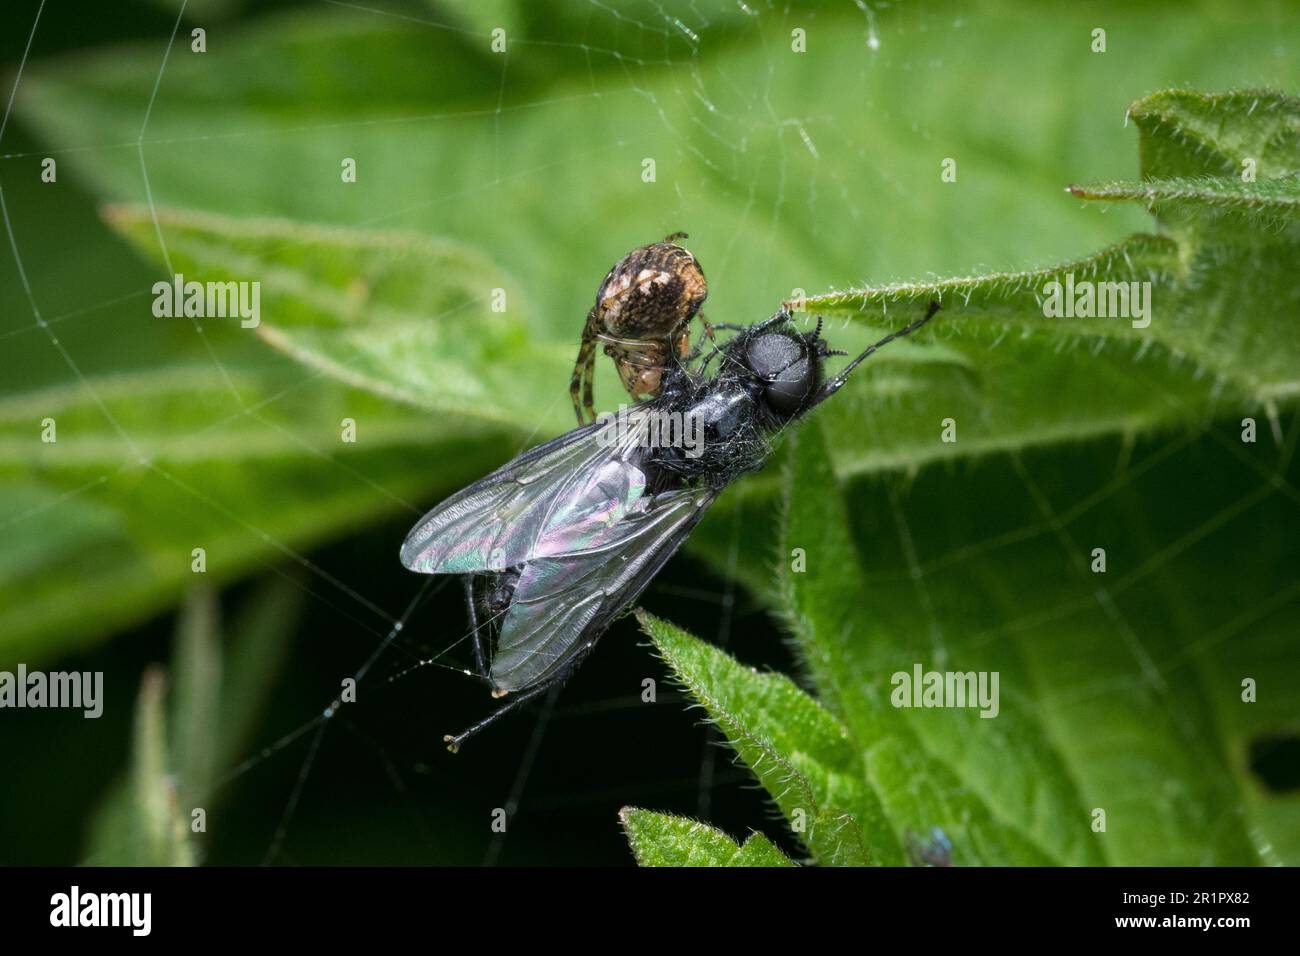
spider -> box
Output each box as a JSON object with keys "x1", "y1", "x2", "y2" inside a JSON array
[{"x1": 569, "y1": 232, "x2": 711, "y2": 424}]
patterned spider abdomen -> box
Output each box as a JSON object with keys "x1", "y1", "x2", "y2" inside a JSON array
[{"x1": 594, "y1": 238, "x2": 707, "y2": 340}]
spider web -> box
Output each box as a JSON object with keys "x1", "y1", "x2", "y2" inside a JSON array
[
  {"x1": 1, "y1": 0, "x2": 1296, "y2": 866},
  {"x1": 1, "y1": 0, "x2": 828, "y2": 865}
]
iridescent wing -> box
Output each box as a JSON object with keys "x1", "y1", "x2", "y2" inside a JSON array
[
  {"x1": 400, "y1": 411, "x2": 655, "y2": 574},
  {"x1": 490, "y1": 485, "x2": 718, "y2": 692},
  {"x1": 400, "y1": 406, "x2": 718, "y2": 693}
]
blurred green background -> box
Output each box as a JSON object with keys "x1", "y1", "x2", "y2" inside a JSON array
[{"x1": 1, "y1": 0, "x2": 1297, "y2": 865}]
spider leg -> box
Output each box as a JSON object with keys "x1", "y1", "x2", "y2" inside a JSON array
[
  {"x1": 569, "y1": 353, "x2": 589, "y2": 424},
  {"x1": 571, "y1": 310, "x2": 600, "y2": 425},
  {"x1": 582, "y1": 351, "x2": 597, "y2": 423},
  {"x1": 676, "y1": 313, "x2": 710, "y2": 364}
]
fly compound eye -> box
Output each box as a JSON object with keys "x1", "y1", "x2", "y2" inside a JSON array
[{"x1": 747, "y1": 332, "x2": 813, "y2": 417}]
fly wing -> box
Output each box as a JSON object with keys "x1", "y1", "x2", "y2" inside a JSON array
[
  {"x1": 489, "y1": 486, "x2": 717, "y2": 692},
  {"x1": 400, "y1": 411, "x2": 653, "y2": 574}
]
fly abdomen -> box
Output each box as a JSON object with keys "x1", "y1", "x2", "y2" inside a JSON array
[{"x1": 480, "y1": 567, "x2": 521, "y2": 617}]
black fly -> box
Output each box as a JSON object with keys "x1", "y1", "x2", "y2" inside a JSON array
[{"x1": 401, "y1": 301, "x2": 940, "y2": 751}]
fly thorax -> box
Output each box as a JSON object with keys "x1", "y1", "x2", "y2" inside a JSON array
[
  {"x1": 686, "y1": 388, "x2": 755, "y2": 449},
  {"x1": 481, "y1": 568, "x2": 520, "y2": 616}
]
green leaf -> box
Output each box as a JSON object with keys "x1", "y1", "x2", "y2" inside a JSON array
[
  {"x1": 134, "y1": 665, "x2": 195, "y2": 865},
  {"x1": 655, "y1": 410, "x2": 1299, "y2": 867},
  {"x1": 1125, "y1": 89, "x2": 1300, "y2": 180},
  {"x1": 781, "y1": 415, "x2": 1298, "y2": 865},
  {"x1": 14, "y1": 13, "x2": 1299, "y2": 492},
  {"x1": 1067, "y1": 175, "x2": 1300, "y2": 223},
  {"x1": 105, "y1": 664, "x2": 196, "y2": 867},
  {"x1": 797, "y1": 89, "x2": 1300, "y2": 473},
  {"x1": 170, "y1": 585, "x2": 222, "y2": 813},
  {"x1": 101, "y1": 204, "x2": 574, "y2": 435},
  {"x1": 779, "y1": 420, "x2": 1086, "y2": 865},
  {"x1": 25, "y1": 6, "x2": 1287, "y2": 484},
  {"x1": 0, "y1": 199, "x2": 589, "y2": 665},
  {"x1": 85, "y1": 580, "x2": 303, "y2": 864},
  {"x1": 638, "y1": 609, "x2": 900, "y2": 866},
  {"x1": 0, "y1": 365, "x2": 503, "y2": 664},
  {"x1": 432, "y1": 0, "x2": 524, "y2": 40},
  {"x1": 620, "y1": 808, "x2": 793, "y2": 867},
  {"x1": 791, "y1": 235, "x2": 1201, "y2": 472},
  {"x1": 8, "y1": 2, "x2": 1299, "y2": 870}
]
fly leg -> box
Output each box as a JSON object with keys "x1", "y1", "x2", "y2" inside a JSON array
[
  {"x1": 442, "y1": 643, "x2": 595, "y2": 753},
  {"x1": 462, "y1": 576, "x2": 490, "y2": 683},
  {"x1": 713, "y1": 306, "x2": 792, "y2": 336},
  {"x1": 442, "y1": 680, "x2": 555, "y2": 754},
  {"x1": 811, "y1": 300, "x2": 939, "y2": 407},
  {"x1": 569, "y1": 339, "x2": 595, "y2": 425}
]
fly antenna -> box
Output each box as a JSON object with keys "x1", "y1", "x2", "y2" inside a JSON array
[{"x1": 811, "y1": 299, "x2": 940, "y2": 406}]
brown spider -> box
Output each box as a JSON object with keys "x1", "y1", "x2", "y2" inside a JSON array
[{"x1": 570, "y1": 232, "x2": 710, "y2": 424}]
